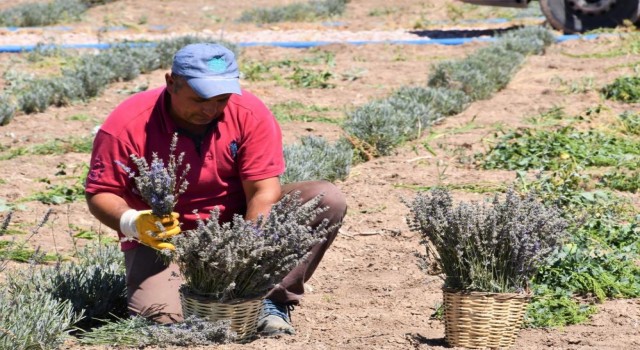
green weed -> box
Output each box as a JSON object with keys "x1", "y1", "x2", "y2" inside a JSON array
[
  {"x1": 618, "y1": 111, "x2": 640, "y2": 135},
  {"x1": 289, "y1": 66, "x2": 335, "y2": 89},
  {"x1": 0, "y1": 136, "x2": 93, "y2": 160},
  {"x1": 480, "y1": 126, "x2": 640, "y2": 171},
  {"x1": 599, "y1": 170, "x2": 640, "y2": 192},
  {"x1": 602, "y1": 76, "x2": 640, "y2": 103},
  {"x1": 393, "y1": 182, "x2": 506, "y2": 194},
  {"x1": 20, "y1": 163, "x2": 87, "y2": 205},
  {"x1": 551, "y1": 76, "x2": 595, "y2": 94},
  {"x1": 368, "y1": 6, "x2": 398, "y2": 17},
  {"x1": 238, "y1": 0, "x2": 348, "y2": 24},
  {"x1": 270, "y1": 101, "x2": 338, "y2": 123}
]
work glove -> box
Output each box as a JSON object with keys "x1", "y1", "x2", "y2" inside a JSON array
[{"x1": 119, "y1": 209, "x2": 181, "y2": 250}]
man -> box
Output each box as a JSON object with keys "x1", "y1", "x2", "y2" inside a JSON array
[{"x1": 85, "y1": 42, "x2": 347, "y2": 336}]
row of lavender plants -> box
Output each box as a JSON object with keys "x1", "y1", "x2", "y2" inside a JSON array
[
  {"x1": 282, "y1": 26, "x2": 554, "y2": 183},
  {"x1": 0, "y1": 26, "x2": 556, "y2": 348},
  {"x1": 0, "y1": 35, "x2": 232, "y2": 126},
  {"x1": 0, "y1": 0, "x2": 118, "y2": 27}
]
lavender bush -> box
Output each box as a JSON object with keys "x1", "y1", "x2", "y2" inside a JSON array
[
  {"x1": 117, "y1": 133, "x2": 190, "y2": 217},
  {"x1": 171, "y1": 192, "x2": 330, "y2": 301},
  {"x1": 405, "y1": 188, "x2": 568, "y2": 293}
]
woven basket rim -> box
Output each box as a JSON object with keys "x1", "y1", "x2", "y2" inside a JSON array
[
  {"x1": 442, "y1": 287, "x2": 531, "y2": 299},
  {"x1": 180, "y1": 285, "x2": 264, "y2": 304}
]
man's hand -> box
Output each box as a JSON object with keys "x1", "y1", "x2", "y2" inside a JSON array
[{"x1": 119, "y1": 209, "x2": 181, "y2": 250}]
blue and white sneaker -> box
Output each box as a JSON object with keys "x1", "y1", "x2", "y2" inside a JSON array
[{"x1": 257, "y1": 299, "x2": 296, "y2": 336}]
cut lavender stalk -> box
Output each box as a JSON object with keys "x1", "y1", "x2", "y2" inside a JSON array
[{"x1": 117, "y1": 133, "x2": 190, "y2": 217}]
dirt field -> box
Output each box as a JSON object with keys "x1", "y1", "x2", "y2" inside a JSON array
[{"x1": 1, "y1": 1, "x2": 640, "y2": 349}]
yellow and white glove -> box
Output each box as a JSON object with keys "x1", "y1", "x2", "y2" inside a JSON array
[{"x1": 119, "y1": 209, "x2": 181, "y2": 250}]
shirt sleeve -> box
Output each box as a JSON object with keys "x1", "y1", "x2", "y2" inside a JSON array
[
  {"x1": 85, "y1": 130, "x2": 135, "y2": 196},
  {"x1": 236, "y1": 100, "x2": 285, "y2": 181}
]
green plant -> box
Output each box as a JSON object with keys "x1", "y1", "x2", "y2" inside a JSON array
[
  {"x1": 480, "y1": 126, "x2": 640, "y2": 171},
  {"x1": 282, "y1": 135, "x2": 353, "y2": 184},
  {"x1": 514, "y1": 162, "x2": 640, "y2": 327},
  {"x1": 289, "y1": 66, "x2": 335, "y2": 89},
  {"x1": 618, "y1": 111, "x2": 640, "y2": 134},
  {"x1": 0, "y1": 93, "x2": 16, "y2": 126},
  {"x1": 428, "y1": 26, "x2": 553, "y2": 101},
  {"x1": 27, "y1": 163, "x2": 88, "y2": 205},
  {"x1": 238, "y1": 0, "x2": 349, "y2": 24},
  {"x1": 270, "y1": 101, "x2": 336, "y2": 123},
  {"x1": 602, "y1": 76, "x2": 640, "y2": 103},
  {"x1": 343, "y1": 87, "x2": 464, "y2": 159},
  {"x1": 599, "y1": 170, "x2": 640, "y2": 192},
  {"x1": 551, "y1": 76, "x2": 595, "y2": 94},
  {"x1": 0, "y1": 283, "x2": 80, "y2": 350}
]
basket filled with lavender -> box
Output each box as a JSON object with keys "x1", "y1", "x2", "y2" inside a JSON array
[
  {"x1": 405, "y1": 188, "x2": 568, "y2": 349},
  {"x1": 171, "y1": 192, "x2": 330, "y2": 342}
]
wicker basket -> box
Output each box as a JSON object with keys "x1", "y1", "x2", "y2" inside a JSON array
[
  {"x1": 443, "y1": 288, "x2": 530, "y2": 349},
  {"x1": 179, "y1": 287, "x2": 263, "y2": 342}
]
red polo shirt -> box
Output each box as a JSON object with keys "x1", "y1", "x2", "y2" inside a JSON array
[{"x1": 85, "y1": 87, "x2": 285, "y2": 250}]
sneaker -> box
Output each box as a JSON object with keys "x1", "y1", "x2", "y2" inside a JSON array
[{"x1": 257, "y1": 299, "x2": 296, "y2": 336}]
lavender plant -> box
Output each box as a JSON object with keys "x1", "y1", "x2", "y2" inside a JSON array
[
  {"x1": 171, "y1": 192, "x2": 330, "y2": 301},
  {"x1": 405, "y1": 188, "x2": 568, "y2": 293},
  {"x1": 117, "y1": 133, "x2": 190, "y2": 217}
]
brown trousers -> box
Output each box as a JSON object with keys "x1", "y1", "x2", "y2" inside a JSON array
[{"x1": 124, "y1": 180, "x2": 347, "y2": 323}]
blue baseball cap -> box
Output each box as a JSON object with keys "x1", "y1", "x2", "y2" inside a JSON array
[{"x1": 171, "y1": 43, "x2": 242, "y2": 98}]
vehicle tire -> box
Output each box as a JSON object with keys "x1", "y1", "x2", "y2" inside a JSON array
[{"x1": 540, "y1": 0, "x2": 640, "y2": 33}]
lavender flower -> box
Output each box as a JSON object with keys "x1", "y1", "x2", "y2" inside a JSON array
[
  {"x1": 170, "y1": 192, "x2": 331, "y2": 302},
  {"x1": 405, "y1": 188, "x2": 568, "y2": 293},
  {"x1": 117, "y1": 133, "x2": 190, "y2": 217}
]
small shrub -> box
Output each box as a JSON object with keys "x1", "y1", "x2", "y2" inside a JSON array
[
  {"x1": 0, "y1": 0, "x2": 117, "y2": 27},
  {"x1": 0, "y1": 94, "x2": 17, "y2": 126},
  {"x1": 428, "y1": 26, "x2": 554, "y2": 101},
  {"x1": 289, "y1": 66, "x2": 335, "y2": 89},
  {"x1": 0, "y1": 285, "x2": 80, "y2": 350},
  {"x1": 282, "y1": 135, "x2": 353, "y2": 184},
  {"x1": 602, "y1": 76, "x2": 640, "y2": 103},
  {"x1": 343, "y1": 87, "x2": 449, "y2": 157},
  {"x1": 619, "y1": 111, "x2": 640, "y2": 135},
  {"x1": 37, "y1": 243, "x2": 127, "y2": 327},
  {"x1": 428, "y1": 46, "x2": 524, "y2": 101},
  {"x1": 0, "y1": 0, "x2": 86, "y2": 27}
]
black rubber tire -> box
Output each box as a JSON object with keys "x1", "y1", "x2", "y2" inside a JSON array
[{"x1": 540, "y1": 0, "x2": 640, "y2": 33}]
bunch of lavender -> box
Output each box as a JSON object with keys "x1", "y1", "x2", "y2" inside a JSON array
[
  {"x1": 405, "y1": 188, "x2": 568, "y2": 293},
  {"x1": 171, "y1": 192, "x2": 330, "y2": 301},
  {"x1": 79, "y1": 315, "x2": 234, "y2": 347},
  {"x1": 117, "y1": 133, "x2": 190, "y2": 217}
]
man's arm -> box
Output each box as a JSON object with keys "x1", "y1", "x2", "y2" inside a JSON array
[
  {"x1": 242, "y1": 177, "x2": 282, "y2": 221},
  {"x1": 86, "y1": 192, "x2": 132, "y2": 232}
]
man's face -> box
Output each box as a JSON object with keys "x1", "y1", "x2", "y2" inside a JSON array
[{"x1": 166, "y1": 74, "x2": 232, "y2": 126}]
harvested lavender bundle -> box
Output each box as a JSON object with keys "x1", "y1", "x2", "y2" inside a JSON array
[
  {"x1": 116, "y1": 133, "x2": 190, "y2": 217},
  {"x1": 405, "y1": 188, "x2": 568, "y2": 293},
  {"x1": 171, "y1": 191, "x2": 330, "y2": 302}
]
